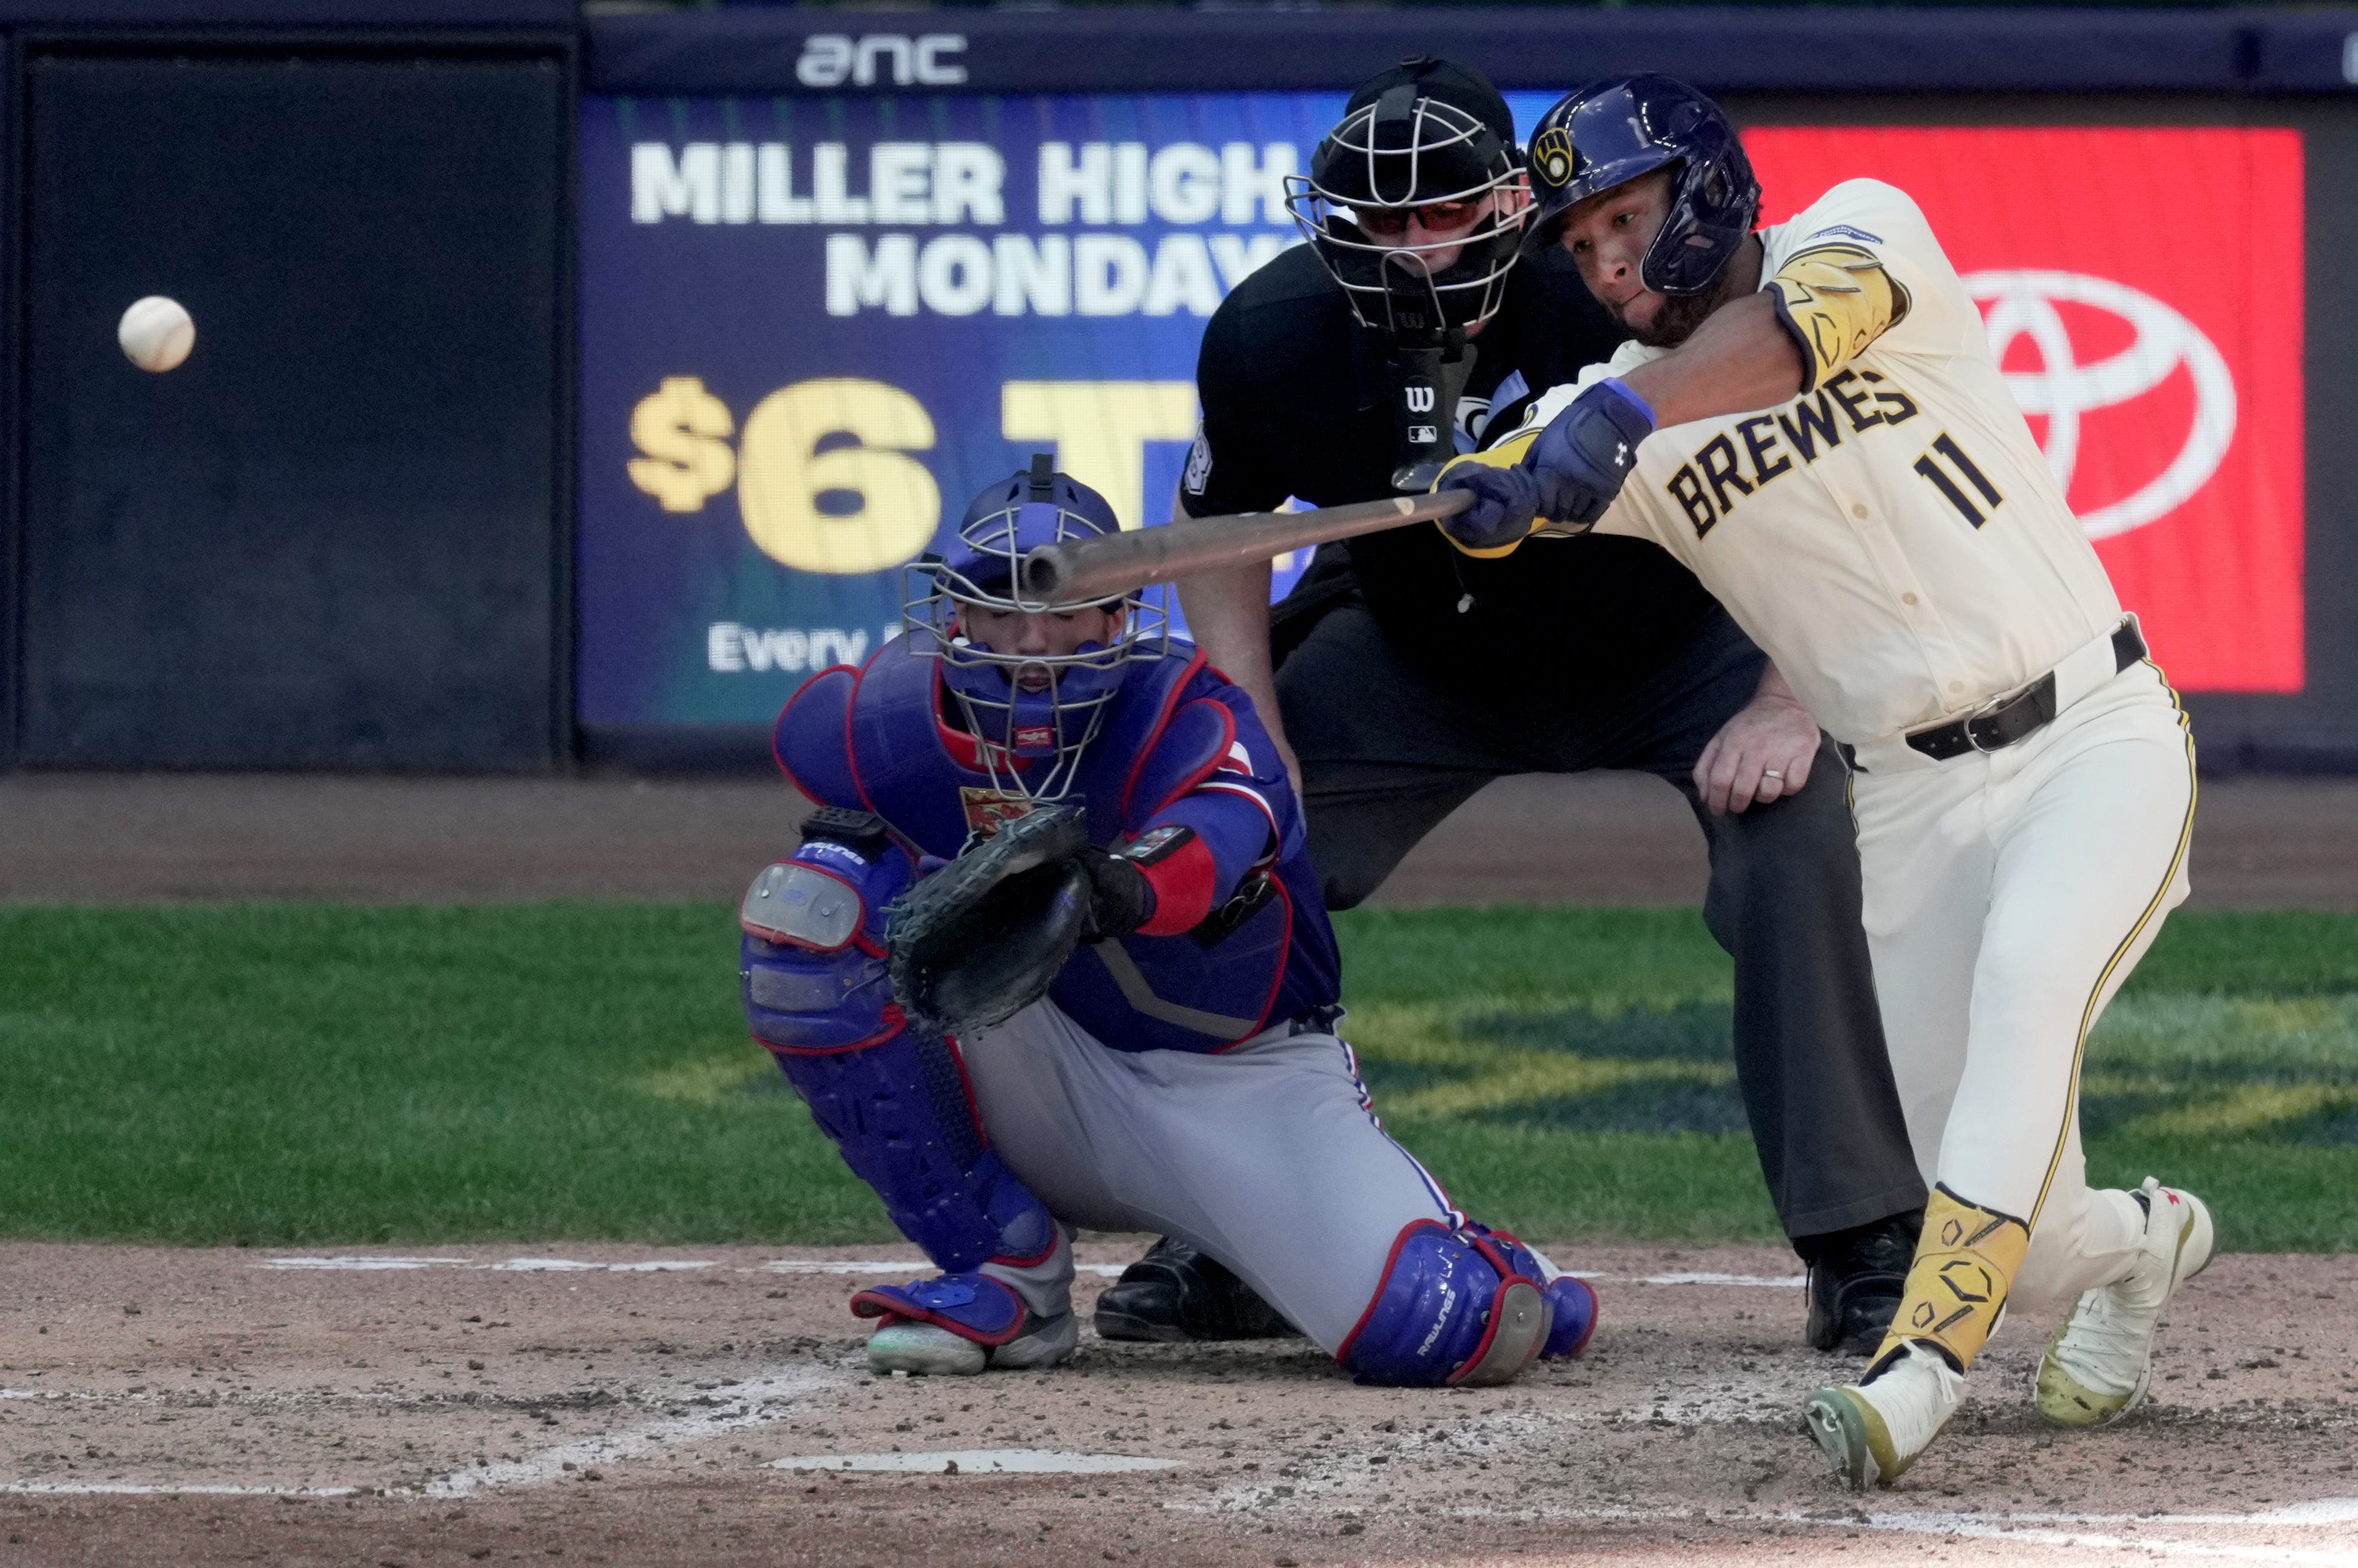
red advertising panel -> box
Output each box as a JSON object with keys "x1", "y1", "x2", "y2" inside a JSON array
[{"x1": 1748, "y1": 128, "x2": 2304, "y2": 692}]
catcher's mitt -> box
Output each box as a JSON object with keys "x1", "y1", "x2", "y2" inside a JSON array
[{"x1": 886, "y1": 805, "x2": 1093, "y2": 1036}]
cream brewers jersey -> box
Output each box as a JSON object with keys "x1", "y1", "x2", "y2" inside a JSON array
[{"x1": 1506, "y1": 180, "x2": 2124, "y2": 746}]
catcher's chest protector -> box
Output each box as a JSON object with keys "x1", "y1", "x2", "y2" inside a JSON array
[{"x1": 781, "y1": 634, "x2": 1318, "y2": 1053}]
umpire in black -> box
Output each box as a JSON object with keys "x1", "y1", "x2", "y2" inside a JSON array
[{"x1": 1093, "y1": 57, "x2": 1927, "y2": 1355}]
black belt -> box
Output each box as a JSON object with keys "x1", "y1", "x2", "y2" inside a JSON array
[{"x1": 1903, "y1": 621, "x2": 2147, "y2": 762}]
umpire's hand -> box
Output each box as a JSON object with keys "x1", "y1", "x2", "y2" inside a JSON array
[{"x1": 1696, "y1": 664, "x2": 1821, "y2": 813}]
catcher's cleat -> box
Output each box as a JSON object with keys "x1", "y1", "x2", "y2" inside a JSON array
[
  {"x1": 1093, "y1": 1237, "x2": 1302, "y2": 1343},
  {"x1": 867, "y1": 1310, "x2": 1079, "y2": 1377},
  {"x1": 2035, "y1": 1178, "x2": 2214, "y2": 1428},
  {"x1": 1802, "y1": 1209, "x2": 1921, "y2": 1356},
  {"x1": 852, "y1": 1271, "x2": 1078, "y2": 1376},
  {"x1": 1803, "y1": 1341, "x2": 1964, "y2": 1491}
]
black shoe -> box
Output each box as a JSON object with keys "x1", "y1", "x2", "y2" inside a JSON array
[
  {"x1": 1092, "y1": 1236, "x2": 1302, "y2": 1342},
  {"x1": 1801, "y1": 1208, "x2": 1923, "y2": 1356}
]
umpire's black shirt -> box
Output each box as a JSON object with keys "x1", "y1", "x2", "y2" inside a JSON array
[{"x1": 1183, "y1": 243, "x2": 1722, "y2": 696}]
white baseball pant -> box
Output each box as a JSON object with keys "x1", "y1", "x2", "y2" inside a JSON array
[{"x1": 1848, "y1": 656, "x2": 2196, "y2": 1312}]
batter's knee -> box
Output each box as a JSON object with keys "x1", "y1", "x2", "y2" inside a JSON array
[{"x1": 1970, "y1": 922, "x2": 2110, "y2": 1031}]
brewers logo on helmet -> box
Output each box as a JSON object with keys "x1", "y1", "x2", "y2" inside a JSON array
[
  {"x1": 1521, "y1": 74, "x2": 1761, "y2": 297},
  {"x1": 1528, "y1": 125, "x2": 1579, "y2": 191}
]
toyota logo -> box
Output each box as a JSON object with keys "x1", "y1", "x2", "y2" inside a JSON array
[{"x1": 1966, "y1": 271, "x2": 2237, "y2": 542}]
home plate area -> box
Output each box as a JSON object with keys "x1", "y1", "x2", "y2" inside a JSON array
[{"x1": 0, "y1": 1242, "x2": 2352, "y2": 1565}]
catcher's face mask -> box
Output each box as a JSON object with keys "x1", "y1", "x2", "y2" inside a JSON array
[
  {"x1": 956, "y1": 603, "x2": 1130, "y2": 689},
  {"x1": 905, "y1": 459, "x2": 1168, "y2": 803}
]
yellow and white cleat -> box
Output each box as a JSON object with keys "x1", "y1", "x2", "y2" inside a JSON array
[
  {"x1": 1803, "y1": 1342, "x2": 1965, "y2": 1491},
  {"x1": 2035, "y1": 1178, "x2": 2214, "y2": 1428}
]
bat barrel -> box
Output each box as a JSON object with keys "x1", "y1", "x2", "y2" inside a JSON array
[{"x1": 1021, "y1": 489, "x2": 1472, "y2": 606}]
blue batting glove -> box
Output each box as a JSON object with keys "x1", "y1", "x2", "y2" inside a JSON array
[
  {"x1": 1436, "y1": 462, "x2": 1544, "y2": 552},
  {"x1": 1435, "y1": 378, "x2": 1657, "y2": 553},
  {"x1": 1525, "y1": 378, "x2": 1657, "y2": 530}
]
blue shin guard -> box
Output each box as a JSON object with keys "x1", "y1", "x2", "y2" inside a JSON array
[
  {"x1": 1465, "y1": 1222, "x2": 1599, "y2": 1359},
  {"x1": 742, "y1": 825, "x2": 1058, "y2": 1275},
  {"x1": 1541, "y1": 1275, "x2": 1599, "y2": 1358},
  {"x1": 761, "y1": 1025, "x2": 1059, "y2": 1271},
  {"x1": 1337, "y1": 1221, "x2": 1551, "y2": 1388}
]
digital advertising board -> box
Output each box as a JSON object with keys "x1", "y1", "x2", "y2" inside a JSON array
[
  {"x1": 577, "y1": 91, "x2": 1343, "y2": 735},
  {"x1": 1749, "y1": 126, "x2": 2306, "y2": 695},
  {"x1": 580, "y1": 95, "x2": 2312, "y2": 742}
]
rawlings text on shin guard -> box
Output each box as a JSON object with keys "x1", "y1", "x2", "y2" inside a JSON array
[
  {"x1": 741, "y1": 825, "x2": 1058, "y2": 1273},
  {"x1": 1870, "y1": 1185, "x2": 2029, "y2": 1377},
  {"x1": 1336, "y1": 1220, "x2": 1550, "y2": 1387}
]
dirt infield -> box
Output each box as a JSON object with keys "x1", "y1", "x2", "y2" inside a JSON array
[
  {"x1": 4, "y1": 770, "x2": 2356, "y2": 909},
  {"x1": 0, "y1": 1240, "x2": 2351, "y2": 1566}
]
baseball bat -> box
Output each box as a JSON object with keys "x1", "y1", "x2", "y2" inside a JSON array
[{"x1": 1021, "y1": 489, "x2": 1474, "y2": 605}]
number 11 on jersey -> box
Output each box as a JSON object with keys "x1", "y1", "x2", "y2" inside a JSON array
[{"x1": 1914, "y1": 432, "x2": 2005, "y2": 528}]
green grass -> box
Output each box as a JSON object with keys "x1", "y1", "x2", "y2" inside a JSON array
[
  {"x1": 0, "y1": 905, "x2": 2352, "y2": 1249},
  {"x1": 0, "y1": 905, "x2": 861, "y2": 1246},
  {"x1": 1332, "y1": 909, "x2": 2358, "y2": 1249}
]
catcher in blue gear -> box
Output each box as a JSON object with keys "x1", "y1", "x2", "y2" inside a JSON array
[{"x1": 741, "y1": 456, "x2": 1598, "y2": 1383}]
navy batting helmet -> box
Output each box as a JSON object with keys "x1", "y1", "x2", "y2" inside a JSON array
[{"x1": 1524, "y1": 75, "x2": 1759, "y2": 297}]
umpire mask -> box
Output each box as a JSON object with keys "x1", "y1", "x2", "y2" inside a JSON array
[
  {"x1": 1288, "y1": 57, "x2": 1528, "y2": 487},
  {"x1": 1286, "y1": 56, "x2": 1531, "y2": 340}
]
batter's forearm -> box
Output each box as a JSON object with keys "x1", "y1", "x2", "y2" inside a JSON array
[{"x1": 1619, "y1": 292, "x2": 1805, "y2": 429}]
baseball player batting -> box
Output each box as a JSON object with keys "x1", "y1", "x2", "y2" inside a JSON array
[
  {"x1": 1437, "y1": 77, "x2": 2210, "y2": 1487},
  {"x1": 741, "y1": 456, "x2": 1596, "y2": 1387}
]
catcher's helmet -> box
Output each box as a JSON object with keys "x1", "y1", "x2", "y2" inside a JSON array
[
  {"x1": 1524, "y1": 75, "x2": 1759, "y2": 297},
  {"x1": 906, "y1": 455, "x2": 1167, "y2": 798},
  {"x1": 1286, "y1": 55, "x2": 1530, "y2": 335}
]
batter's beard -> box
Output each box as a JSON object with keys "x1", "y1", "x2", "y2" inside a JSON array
[{"x1": 1620, "y1": 266, "x2": 1745, "y2": 348}]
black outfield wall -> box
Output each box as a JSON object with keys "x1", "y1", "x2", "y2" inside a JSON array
[{"x1": 11, "y1": 35, "x2": 570, "y2": 769}]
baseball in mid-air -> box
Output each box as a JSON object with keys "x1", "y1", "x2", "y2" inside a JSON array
[{"x1": 117, "y1": 295, "x2": 195, "y2": 373}]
